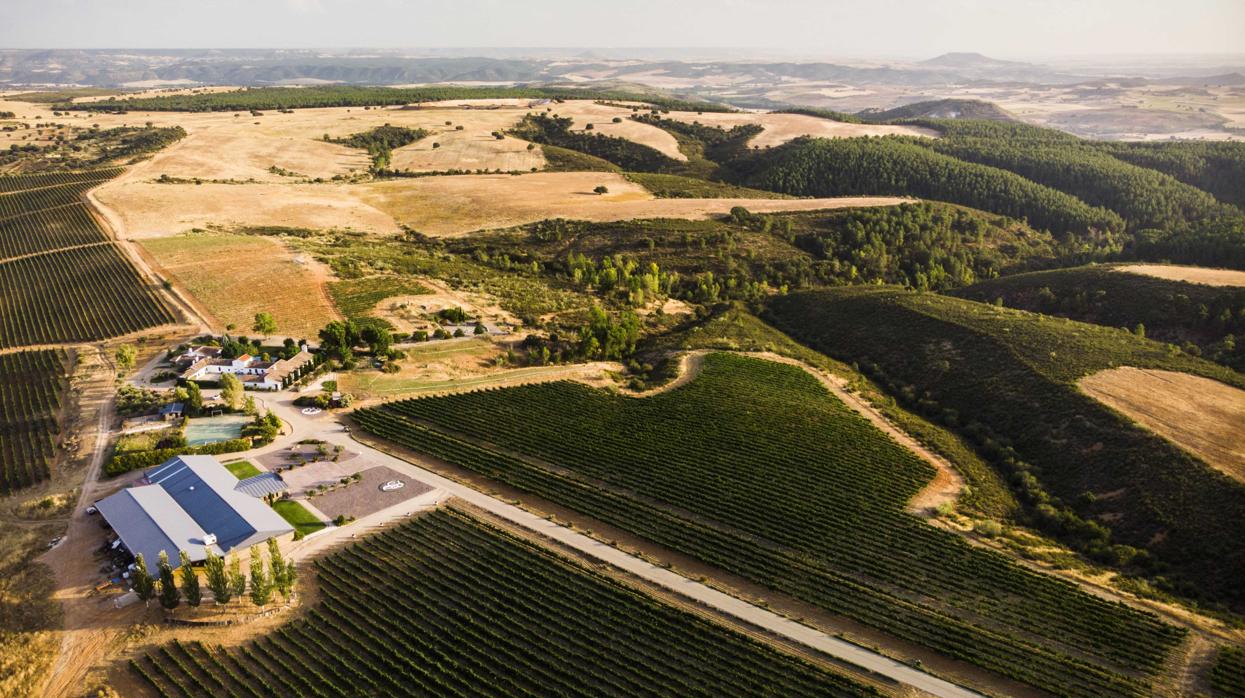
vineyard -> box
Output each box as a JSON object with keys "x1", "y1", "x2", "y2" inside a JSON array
[
  {"x1": 353, "y1": 352, "x2": 1184, "y2": 697},
  {"x1": 0, "y1": 350, "x2": 68, "y2": 494},
  {"x1": 1212, "y1": 646, "x2": 1245, "y2": 696},
  {"x1": 0, "y1": 204, "x2": 110, "y2": 260},
  {"x1": 0, "y1": 168, "x2": 124, "y2": 193},
  {"x1": 0, "y1": 168, "x2": 178, "y2": 349},
  {"x1": 130, "y1": 507, "x2": 875, "y2": 697},
  {"x1": 766, "y1": 287, "x2": 1245, "y2": 608},
  {"x1": 0, "y1": 244, "x2": 178, "y2": 349},
  {"x1": 0, "y1": 179, "x2": 113, "y2": 219}
]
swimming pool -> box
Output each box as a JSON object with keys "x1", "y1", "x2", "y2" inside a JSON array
[{"x1": 184, "y1": 415, "x2": 251, "y2": 446}]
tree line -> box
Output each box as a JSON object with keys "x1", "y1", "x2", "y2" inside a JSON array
[{"x1": 132, "y1": 539, "x2": 295, "y2": 611}]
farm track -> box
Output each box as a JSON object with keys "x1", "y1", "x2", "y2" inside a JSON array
[{"x1": 36, "y1": 346, "x2": 121, "y2": 698}]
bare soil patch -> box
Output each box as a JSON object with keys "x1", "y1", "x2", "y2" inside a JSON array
[
  {"x1": 1115, "y1": 264, "x2": 1245, "y2": 288},
  {"x1": 662, "y1": 110, "x2": 938, "y2": 148},
  {"x1": 1079, "y1": 367, "x2": 1245, "y2": 483},
  {"x1": 139, "y1": 232, "x2": 341, "y2": 337},
  {"x1": 359, "y1": 172, "x2": 909, "y2": 237}
]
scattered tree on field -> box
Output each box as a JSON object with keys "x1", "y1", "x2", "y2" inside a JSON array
[
  {"x1": 253, "y1": 312, "x2": 277, "y2": 338},
  {"x1": 204, "y1": 549, "x2": 230, "y2": 604},
  {"x1": 157, "y1": 551, "x2": 179, "y2": 610},
  {"x1": 227, "y1": 551, "x2": 246, "y2": 601},
  {"x1": 594, "y1": 185, "x2": 609, "y2": 195},
  {"x1": 114, "y1": 344, "x2": 137, "y2": 373},
  {"x1": 132, "y1": 553, "x2": 155, "y2": 607},
  {"x1": 249, "y1": 545, "x2": 272, "y2": 606},
  {"x1": 179, "y1": 551, "x2": 201, "y2": 607}
]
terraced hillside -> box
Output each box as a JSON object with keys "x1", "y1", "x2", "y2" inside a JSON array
[
  {"x1": 766, "y1": 287, "x2": 1245, "y2": 608},
  {"x1": 0, "y1": 349, "x2": 68, "y2": 494},
  {"x1": 953, "y1": 264, "x2": 1245, "y2": 370},
  {"x1": 354, "y1": 353, "x2": 1184, "y2": 697},
  {"x1": 0, "y1": 170, "x2": 177, "y2": 349},
  {"x1": 130, "y1": 507, "x2": 875, "y2": 697}
]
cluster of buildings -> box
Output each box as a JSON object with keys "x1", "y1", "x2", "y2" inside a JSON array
[
  {"x1": 96, "y1": 455, "x2": 293, "y2": 569},
  {"x1": 175, "y1": 345, "x2": 315, "y2": 391}
]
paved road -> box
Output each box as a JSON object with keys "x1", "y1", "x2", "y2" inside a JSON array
[{"x1": 266, "y1": 392, "x2": 983, "y2": 698}]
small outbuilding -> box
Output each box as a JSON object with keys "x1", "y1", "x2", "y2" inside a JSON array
[{"x1": 158, "y1": 402, "x2": 185, "y2": 421}]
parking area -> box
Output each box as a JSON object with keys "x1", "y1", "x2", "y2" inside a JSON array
[{"x1": 306, "y1": 466, "x2": 434, "y2": 520}]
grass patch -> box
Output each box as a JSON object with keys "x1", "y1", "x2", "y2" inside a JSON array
[
  {"x1": 328, "y1": 276, "x2": 432, "y2": 321},
  {"x1": 222, "y1": 459, "x2": 262, "y2": 480},
  {"x1": 271, "y1": 499, "x2": 326, "y2": 536},
  {"x1": 140, "y1": 231, "x2": 340, "y2": 339}
]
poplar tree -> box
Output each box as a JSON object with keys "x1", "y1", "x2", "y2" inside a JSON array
[
  {"x1": 227, "y1": 551, "x2": 246, "y2": 601},
  {"x1": 179, "y1": 551, "x2": 201, "y2": 607},
  {"x1": 266, "y1": 538, "x2": 288, "y2": 598},
  {"x1": 204, "y1": 549, "x2": 230, "y2": 604},
  {"x1": 248, "y1": 545, "x2": 272, "y2": 606},
  {"x1": 132, "y1": 553, "x2": 155, "y2": 607},
  {"x1": 157, "y1": 551, "x2": 180, "y2": 610}
]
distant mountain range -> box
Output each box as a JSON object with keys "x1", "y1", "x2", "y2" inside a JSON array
[{"x1": 2, "y1": 49, "x2": 1240, "y2": 92}]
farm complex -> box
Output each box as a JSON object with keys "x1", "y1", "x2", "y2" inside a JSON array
[{"x1": 1, "y1": 38, "x2": 1245, "y2": 698}]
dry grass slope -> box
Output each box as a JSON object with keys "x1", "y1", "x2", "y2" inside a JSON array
[
  {"x1": 1079, "y1": 367, "x2": 1245, "y2": 483},
  {"x1": 1115, "y1": 264, "x2": 1245, "y2": 288},
  {"x1": 140, "y1": 232, "x2": 340, "y2": 337}
]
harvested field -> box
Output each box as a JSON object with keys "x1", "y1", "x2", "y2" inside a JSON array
[
  {"x1": 133, "y1": 127, "x2": 370, "y2": 182},
  {"x1": 358, "y1": 171, "x2": 910, "y2": 236},
  {"x1": 662, "y1": 110, "x2": 938, "y2": 147},
  {"x1": 139, "y1": 232, "x2": 340, "y2": 337},
  {"x1": 389, "y1": 132, "x2": 545, "y2": 172},
  {"x1": 94, "y1": 180, "x2": 401, "y2": 237},
  {"x1": 1079, "y1": 367, "x2": 1245, "y2": 483},
  {"x1": 1115, "y1": 264, "x2": 1245, "y2": 288}
]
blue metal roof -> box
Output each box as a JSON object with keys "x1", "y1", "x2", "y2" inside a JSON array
[
  {"x1": 146, "y1": 456, "x2": 292, "y2": 551},
  {"x1": 235, "y1": 472, "x2": 288, "y2": 498}
]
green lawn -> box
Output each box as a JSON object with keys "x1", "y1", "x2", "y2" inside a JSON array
[
  {"x1": 222, "y1": 459, "x2": 262, "y2": 479},
  {"x1": 272, "y1": 499, "x2": 327, "y2": 536}
]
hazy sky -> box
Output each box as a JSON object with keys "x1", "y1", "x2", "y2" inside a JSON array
[{"x1": 3, "y1": 0, "x2": 1243, "y2": 58}]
